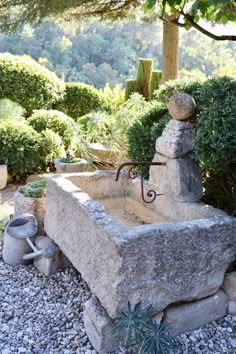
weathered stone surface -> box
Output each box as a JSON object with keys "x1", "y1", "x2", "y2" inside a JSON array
[
  {"x1": 86, "y1": 143, "x2": 118, "y2": 164},
  {"x1": 45, "y1": 173, "x2": 236, "y2": 318},
  {"x1": 168, "y1": 93, "x2": 196, "y2": 120},
  {"x1": 34, "y1": 236, "x2": 66, "y2": 276},
  {"x1": 0, "y1": 165, "x2": 7, "y2": 190},
  {"x1": 149, "y1": 154, "x2": 203, "y2": 202},
  {"x1": 83, "y1": 296, "x2": 118, "y2": 353},
  {"x1": 164, "y1": 290, "x2": 228, "y2": 335},
  {"x1": 54, "y1": 158, "x2": 95, "y2": 173},
  {"x1": 228, "y1": 301, "x2": 236, "y2": 314},
  {"x1": 14, "y1": 191, "x2": 46, "y2": 234},
  {"x1": 153, "y1": 311, "x2": 164, "y2": 325},
  {"x1": 223, "y1": 272, "x2": 236, "y2": 301},
  {"x1": 155, "y1": 119, "x2": 193, "y2": 158},
  {"x1": 35, "y1": 236, "x2": 57, "y2": 257}
]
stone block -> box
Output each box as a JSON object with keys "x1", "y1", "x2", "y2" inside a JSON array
[
  {"x1": 45, "y1": 174, "x2": 236, "y2": 318},
  {"x1": 0, "y1": 165, "x2": 7, "y2": 190},
  {"x1": 83, "y1": 296, "x2": 118, "y2": 353},
  {"x1": 54, "y1": 159, "x2": 95, "y2": 173},
  {"x1": 155, "y1": 119, "x2": 193, "y2": 158},
  {"x1": 164, "y1": 290, "x2": 228, "y2": 335},
  {"x1": 223, "y1": 272, "x2": 236, "y2": 301},
  {"x1": 33, "y1": 236, "x2": 66, "y2": 276},
  {"x1": 228, "y1": 301, "x2": 236, "y2": 314},
  {"x1": 14, "y1": 191, "x2": 46, "y2": 234},
  {"x1": 149, "y1": 155, "x2": 203, "y2": 202}
]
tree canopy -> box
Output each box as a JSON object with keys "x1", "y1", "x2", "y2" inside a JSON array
[
  {"x1": 148, "y1": 0, "x2": 236, "y2": 41},
  {"x1": 0, "y1": 0, "x2": 236, "y2": 40}
]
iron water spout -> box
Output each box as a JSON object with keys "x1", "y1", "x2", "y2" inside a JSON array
[{"x1": 115, "y1": 161, "x2": 166, "y2": 203}]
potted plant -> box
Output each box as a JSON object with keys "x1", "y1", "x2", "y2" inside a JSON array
[
  {"x1": 54, "y1": 157, "x2": 95, "y2": 173},
  {"x1": 14, "y1": 180, "x2": 46, "y2": 234}
]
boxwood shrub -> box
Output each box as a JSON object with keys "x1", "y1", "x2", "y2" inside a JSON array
[
  {"x1": 28, "y1": 110, "x2": 77, "y2": 151},
  {"x1": 0, "y1": 122, "x2": 44, "y2": 179},
  {"x1": 55, "y1": 82, "x2": 108, "y2": 120},
  {"x1": 0, "y1": 53, "x2": 65, "y2": 115}
]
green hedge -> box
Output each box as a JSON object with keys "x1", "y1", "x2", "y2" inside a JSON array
[
  {"x1": 0, "y1": 122, "x2": 44, "y2": 179},
  {"x1": 28, "y1": 109, "x2": 77, "y2": 151},
  {"x1": 127, "y1": 104, "x2": 169, "y2": 178},
  {"x1": 55, "y1": 82, "x2": 108, "y2": 120},
  {"x1": 0, "y1": 53, "x2": 65, "y2": 115},
  {"x1": 127, "y1": 76, "x2": 236, "y2": 215}
]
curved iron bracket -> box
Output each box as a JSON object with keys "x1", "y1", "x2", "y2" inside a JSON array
[{"x1": 115, "y1": 161, "x2": 166, "y2": 204}]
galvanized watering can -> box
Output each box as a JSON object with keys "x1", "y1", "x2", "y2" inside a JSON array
[{"x1": 3, "y1": 213, "x2": 38, "y2": 265}]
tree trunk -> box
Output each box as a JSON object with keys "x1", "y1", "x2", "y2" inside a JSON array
[{"x1": 161, "y1": 19, "x2": 179, "y2": 83}]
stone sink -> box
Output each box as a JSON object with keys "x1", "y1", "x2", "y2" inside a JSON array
[{"x1": 44, "y1": 170, "x2": 236, "y2": 319}]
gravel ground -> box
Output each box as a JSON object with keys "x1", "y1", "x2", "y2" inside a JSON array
[{"x1": 1, "y1": 239, "x2": 236, "y2": 354}]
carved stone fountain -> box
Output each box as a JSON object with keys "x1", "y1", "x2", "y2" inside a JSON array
[{"x1": 44, "y1": 93, "x2": 236, "y2": 353}]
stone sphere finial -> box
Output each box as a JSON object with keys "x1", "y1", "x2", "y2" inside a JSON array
[{"x1": 168, "y1": 93, "x2": 196, "y2": 120}]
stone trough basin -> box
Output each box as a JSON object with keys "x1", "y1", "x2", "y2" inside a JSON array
[{"x1": 45, "y1": 170, "x2": 236, "y2": 320}]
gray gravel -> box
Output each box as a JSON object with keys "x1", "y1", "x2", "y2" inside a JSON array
[{"x1": 1, "y1": 239, "x2": 236, "y2": 353}]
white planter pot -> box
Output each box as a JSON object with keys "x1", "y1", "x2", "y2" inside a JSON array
[
  {"x1": 0, "y1": 165, "x2": 7, "y2": 190},
  {"x1": 54, "y1": 159, "x2": 95, "y2": 173}
]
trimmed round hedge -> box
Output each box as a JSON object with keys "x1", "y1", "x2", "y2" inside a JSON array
[
  {"x1": 55, "y1": 82, "x2": 108, "y2": 120},
  {"x1": 28, "y1": 110, "x2": 77, "y2": 151},
  {"x1": 0, "y1": 122, "x2": 44, "y2": 179},
  {"x1": 0, "y1": 53, "x2": 65, "y2": 115}
]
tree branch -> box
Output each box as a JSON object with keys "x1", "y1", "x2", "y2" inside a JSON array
[{"x1": 161, "y1": 6, "x2": 236, "y2": 41}]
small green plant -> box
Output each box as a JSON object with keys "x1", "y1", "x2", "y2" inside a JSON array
[
  {"x1": 59, "y1": 157, "x2": 82, "y2": 163},
  {"x1": 112, "y1": 302, "x2": 179, "y2": 354},
  {"x1": 18, "y1": 180, "x2": 46, "y2": 198}
]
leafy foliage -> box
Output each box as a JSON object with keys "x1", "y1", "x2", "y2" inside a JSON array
[
  {"x1": 18, "y1": 180, "x2": 46, "y2": 198},
  {"x1": 112, "y1": 302, "x2": 178, "y2": 353},
  {"x1": 40, "y1": 129, "x2": 66, "y2": 166},
  {"x1": 55, "y1": 82, "x2": 108, "y2": 120},
  {"x1": 0, "y1": 53, "x2": 65, "y2": 115},
  {"x1": 0, "y1": 99, "x2": 25, "y2": 122},
  {"x1": 148, "y1": 0, "x2": 236, "y2": 40},
  {"x1": 0, "y1": 122, "x2": 44, "y2": 179},
  {"x1": 194, "y1": 76, "x2": 236, "y2": 170},
  {"x1": 28, "y1": 109, "x2": 77, "y2": 151},
  {"x1": 127, "y1": 103, "x2": 169, "y2": 177}
]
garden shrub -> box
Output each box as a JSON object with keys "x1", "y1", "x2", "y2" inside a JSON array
[
  {"x1": 154, "y1": 78, "x2": 203, "y2": 107},
  {"x1": 18, "y1": 180, "x2": 46, "y2": 198},
  {"x1": 55, "y1": 82, "x2": 108, "y2": 120},
  {"x1": 28, "y1": 110, "x2": 77, "y2": 151},
  {"x1": 127, "y1": 103, "x2": 169, "y2": 178},
  {"x1": 127, "y1": 76, "x2": 236, "y2": 215},
  {"x1": 40, "y1": 129, "x2": 66, "y2": 166},
  {"x1": 0, "y1": 53, "x2": 65, "y2": 115},
  {"x1": 0, "y1": 122, "x2": 44, "y2": 179},
  {"x1": 0, "y1": 98, "x2": 25, "y2": 122}
]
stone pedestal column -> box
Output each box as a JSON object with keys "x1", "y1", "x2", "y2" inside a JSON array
[{"x1": 149, "y1": 93, "x2": 202, "y2": 202}]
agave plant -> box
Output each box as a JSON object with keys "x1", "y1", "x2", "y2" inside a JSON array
[
  {"x1": 112, "y1": 302, "x2": 179, "y2": 354},
  {"x1": 141, "y1": 321, "x2": 179, "y2": 354}
]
